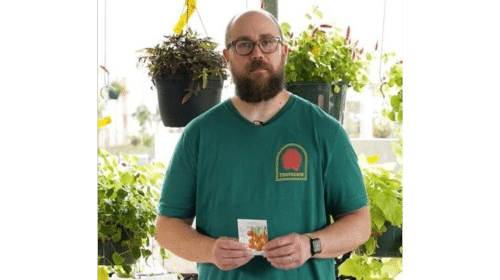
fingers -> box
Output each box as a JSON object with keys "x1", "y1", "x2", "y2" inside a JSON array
[
  {"x1": 266, "y1": 252, "x2": 302, "y2": 269},
  {"x1": 218, "y1": 237, "x2": 247, "y2": 250},
  {"x1": 262, "y1": 234, "x2": 294, "y2": 252},
  {"x1": 262, "y1": 233, "x2": 311, "y2": 270},
  {"x1": 212, "y1": 237, "x2": 254, "y2": 271}
]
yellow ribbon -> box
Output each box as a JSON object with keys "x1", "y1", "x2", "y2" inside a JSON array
[
  {"x1": 174, "y1": 0, "x2": 197, "y2": 34},
  {"x1": 98, "y1": 267, "x2": 109, "y2": 280},
  {"x1": 98, "y1": 116, "x2": 111, "y2": 130},
  {"x1": 367, "y1": 154, "x2": 379, "y2": 164}
]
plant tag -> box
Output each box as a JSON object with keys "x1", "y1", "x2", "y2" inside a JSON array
[{"x1": 237, "y1": 219, "x2": 268, "y2": 255}]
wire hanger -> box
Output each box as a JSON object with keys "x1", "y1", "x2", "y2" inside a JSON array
[
  {"x1": 99, "y1": 0, "x2": 113, "y2": 102},
  {"x1": 378, "y1": 0, "x2": 388, "y2": 99}
]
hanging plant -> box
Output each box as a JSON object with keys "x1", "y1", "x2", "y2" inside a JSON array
[
  {"x1": 281, "y1": 6, "x2": 373, "y2": 93},
  {"x1": 137, "y1": 28, "x2": 228, "y2": 103}
]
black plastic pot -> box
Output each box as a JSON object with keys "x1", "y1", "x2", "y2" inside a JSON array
[
  {"x1": 286, "y1": 81, "x2": 348, "y2": 123},
  {"x1": 373, "y1": 222, "x2": 402, "y2": 257},
  {"x1": 98, "y1": 239, "x2": 135, "y2": 266},
  {"x1": 286, "y1": 81, "x2": 330, "y2": 111},
  {"x1": 360, "y1": 222, "x2": 402, "y2": 258},
  {"x1": 329, "y1": 82, "x2": 348, "y2": 124},
  {"x1": 154, "y1": 74, "x2": 224, "y2": 127},
  {"x1": 108, "y1": 90, "x2": 119, "y2": 100}
]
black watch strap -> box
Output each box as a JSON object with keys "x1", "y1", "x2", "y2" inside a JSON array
[{"x1": 305, "y1": 234, "x2": 322, "y2": 256}]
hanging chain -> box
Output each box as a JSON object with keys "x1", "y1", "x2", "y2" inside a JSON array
[
  {"x1": 378, "y1": 0, "x2": 388, "y2": 98},
  {"x1": 100, "y1": 0, "x2": 111, "y2": 101},
  {"x1": 196, "y1": 8, "x2": 209, "y2": 38},
  {"x1": 179, "y1": 0, "x2": 209, "y2": 38}
]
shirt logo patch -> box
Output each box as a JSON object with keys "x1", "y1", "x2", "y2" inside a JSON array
[{"x1": 275, "y1": 143, "x2": 308, "y2": 181}]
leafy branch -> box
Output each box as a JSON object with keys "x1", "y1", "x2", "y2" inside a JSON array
[{"x1": 281, "y1": 6, "x2": 373, "y2": 92}]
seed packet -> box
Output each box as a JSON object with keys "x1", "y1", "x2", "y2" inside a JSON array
[{"x1": 237, "y1": 219, "x2": 268, "y2": 255}]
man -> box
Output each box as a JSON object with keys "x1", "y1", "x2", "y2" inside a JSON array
[{"x1": 155, "y1": 10, "x2": 371, "y2": 280}]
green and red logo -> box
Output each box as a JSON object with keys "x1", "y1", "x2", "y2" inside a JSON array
[{"x1": 275, "y1": 143, "x2": 308, "y2": 181}]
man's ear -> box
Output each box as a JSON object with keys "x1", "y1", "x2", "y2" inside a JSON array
[
  {"x1": 282, "y1": 44, "x2": 289, "y2": 59},
  {"x1": 223, "y1": 49, "x2": 230, "y2": 65}
]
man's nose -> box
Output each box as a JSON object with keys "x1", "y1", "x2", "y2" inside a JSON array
[{"x1": 249, "y1": 44, "x2": 265, "y2": 60}]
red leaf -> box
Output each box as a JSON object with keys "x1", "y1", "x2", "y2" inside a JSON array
[
  {"x1": 359, "y1": 48, "x2": 364, "y2": 55},
  {"x1": 289, "y1": 32, "x2": 293, "y2": 39},
  {"x1": 312, "y1": 27, "x2": 318, "y2": 38},
  {"x1": 320, "y1": 24, "x2": 332, "y2": 28},
  {"x1": 375, "y1": 40, "x2": 378, "y2": 51},
  {"x1": 99, "y1": 65, "x2": 109, "y2": 74},
  {"x1": 345, "y1": 26, "x2": 350, "y2": 42},
  {"x1": 135, "y1": 173, "x2": 140, "y2": 179}
]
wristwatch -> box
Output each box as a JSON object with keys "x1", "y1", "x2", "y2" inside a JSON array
[{"x1": 305, "y1": 234, "x2": 322, "y2": 256}]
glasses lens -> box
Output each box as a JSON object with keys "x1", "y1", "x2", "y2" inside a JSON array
[
  {"x1": 236, "y1": 41, "x2": 253, "y2": 55},
  {"x1": 260, "y1": 38, "x2": 278, "y2": 53}
]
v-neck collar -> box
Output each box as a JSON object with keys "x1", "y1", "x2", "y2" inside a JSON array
[{"x1": 225, "y1": 94, "x2": 296, "y2": 128}]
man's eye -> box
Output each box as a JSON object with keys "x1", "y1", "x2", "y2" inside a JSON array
[
  {"x1": 238, "y1": 41, "x2": 252, "y2": 48},
  {"x1": 261, "y1": 39, "x2": 272, "y2": 46}
]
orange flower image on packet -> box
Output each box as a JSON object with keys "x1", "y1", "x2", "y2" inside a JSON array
[{"x1": 237, "y1": 219, "x2": 268, "y2": 255}]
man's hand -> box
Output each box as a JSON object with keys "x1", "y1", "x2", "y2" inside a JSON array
[
  {"x1": 211, "y1": 237, "x2": 254, "y2": 271},
  {"x1": 262, "y1": 233, "x2": 312, "y2": 270}
]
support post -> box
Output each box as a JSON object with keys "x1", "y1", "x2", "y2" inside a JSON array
[{"x1": 262, "y1": 0, "x2": 278, "y2": 19}]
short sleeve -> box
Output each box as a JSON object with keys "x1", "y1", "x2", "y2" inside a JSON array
[
  {"x1": 324, "y1": 127, "x2": 368, "y2": 217},
  {"x1": 157, "y1": 126, "x2": 198, "y2": 219}
]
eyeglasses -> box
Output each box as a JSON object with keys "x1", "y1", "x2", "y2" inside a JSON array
[{"x1": 227, "y1": 37, "x2": 282, "y2": 56}]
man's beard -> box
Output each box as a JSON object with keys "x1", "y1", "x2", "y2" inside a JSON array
[{"x1": 232, "y1": 59, "x2": 285, "y2": 103}]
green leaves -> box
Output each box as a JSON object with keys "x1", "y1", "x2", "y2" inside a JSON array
[
  {"x1": 364, "y1": 165, "x2": 402, "y2": 229},
  {"x1": 390, "y1": 95, "x2": 402, "y2": 111},
  {"x1": 98, "y1": 148, "x2": 167, "y2": 271},
  {"x1": 382, "y1": 60, "x2": 403, "y2": 124},
  {"x1": 339, "y1": 253, "x2": 402, "y2": 280},
  {"x1": 112, "y1": 252, "x2": 125, "y2": 265},
  {"x1": 111, "y1": 227, "x2": 122, "y2": 243},
  {"x1": 131, "y1": 245, "x2": 141, "y2": 260},
  {"x1": 370, "y1": 205, "x2": 386, "y2": 231},
  {"x1": 116, "y1": 189, "x2": 128, "y2": 199},
  {"x1": 312, "y1": 5, "x2": 323, "y2": 19},
  {"x1": 283, "y1": 6, "x2": 372, "y2": 91},
  {"x1": 339, "y1": 253, "x2": 382, "y2": 279}
]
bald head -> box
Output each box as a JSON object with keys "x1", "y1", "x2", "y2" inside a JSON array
[{"x1": 225, "y1": 10, "x2": 284, "y2": 47}]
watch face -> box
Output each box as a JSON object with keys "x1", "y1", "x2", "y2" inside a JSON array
[{"x1": 312, "y1": 239, "x2": 321, "y2": 253}]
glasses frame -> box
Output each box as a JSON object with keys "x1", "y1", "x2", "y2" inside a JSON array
[{"x1": 227, "y1": 37, "x2": 282, "y2": 56}]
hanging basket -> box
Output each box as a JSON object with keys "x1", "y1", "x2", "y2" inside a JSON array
[
  {"x1": 359, "y1": 222, "x2": 402, "y2": 258},
  {"x1": 108, "y1": 90, "x2": 119, "y2": 100},
  {"x1": 154, "y1": 74, "x2": 224, "y2": 127},
  {"x1": 286, "y1": 81, "x2": 348, "y2": 123},
  {"x1": 372, "y1": 222, "x2": 402, "y2": 257}
]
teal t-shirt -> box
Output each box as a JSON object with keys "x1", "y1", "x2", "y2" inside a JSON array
[{"x1": 158, "y1": 94, "x2": 368, "y2": 280}]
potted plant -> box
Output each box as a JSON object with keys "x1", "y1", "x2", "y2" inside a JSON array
[
  {"x1": 98, "y1": 148, "x2": 167, "y2": 277},
  {"x1": 107, "y1": 80, "x2": 126, "y2": 100},
  {"x1": 380, "y1": 56, "x2": 403, "y2": 124},
  {"x1": 281, "y1": 6, "x2": 372, "y2": 123},
  {"x1": 337, "y1": 60, "x2": 403, "y2": 279},
  {"x1": 138, "y1": 28, "x2": 228, "y2": 127}
]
